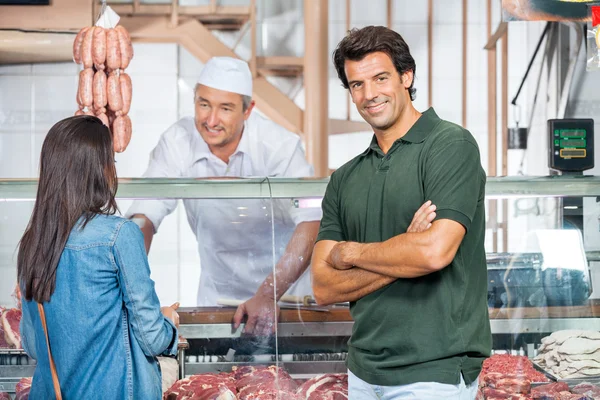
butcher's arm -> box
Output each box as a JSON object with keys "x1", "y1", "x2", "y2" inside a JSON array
[
  {"x1": 312, "y1": 240, "x2": 396, "y2": 305},
  {"x1": 260, "y1": 221, "x2": 319, "y2": 300},
  {"x1": 332, "y1": 219, "x2": 465, "y2": 278},
  {"x1": 130, "y1": 214, "x2": 155, "y2": 253},
  {"x1": 233, "y1": 221, "x2": 319, "y2": 334}
]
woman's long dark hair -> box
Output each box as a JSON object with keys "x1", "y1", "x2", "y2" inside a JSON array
[{"x1": 18, "y1": 115, "x2": 118, "y2": 303}]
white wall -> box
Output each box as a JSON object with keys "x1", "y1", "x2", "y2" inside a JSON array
[{"x1": 0, "y1": 0, "x2": 596, "y2": 307}]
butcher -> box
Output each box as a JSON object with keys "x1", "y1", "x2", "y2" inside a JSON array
[{"x1": 126, "y1": 57, "x2": 321, "y2": 335}]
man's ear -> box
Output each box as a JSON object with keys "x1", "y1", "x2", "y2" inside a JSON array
[
  {"x1": 244, "y1": 100, "x2": 256, "y2": 120},
  {"x1": 402, "y1": 70, "x2": 414, "y2": 89}
]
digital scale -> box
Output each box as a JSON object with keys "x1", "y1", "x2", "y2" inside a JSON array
[
  {"x1": 548, "y1": 118, "x2": 595, "y2": 231},
  {"x1": 548, "y1": 118, "x2": 594, "y2": 173}
]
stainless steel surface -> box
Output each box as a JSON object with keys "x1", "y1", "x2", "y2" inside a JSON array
[
  {"x1": 181, "y1": 318, "x2": 600, "y2": 338},
  {"x1": 179, "y1": 322, "x2": 353, "y2": 339},
  {"x1": 184, "y1": 360, "x2": 347, "y2": 376},
  {"x1": 0, "y1": 377, "x2": 22, "y2": 394},
  {"x1": 489, "y1": 318, "x2": 600, "y2": 334},
  {"x1": 3, "y1": 176, "x2": 600, "y2": 200},
  {"x1": 0, "y1": 365, "x2": 35, "y2": 378}
]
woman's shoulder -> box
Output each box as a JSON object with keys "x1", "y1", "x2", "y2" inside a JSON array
[{"x1": 67, "y1": 215, "x2": 132, "y2": 248}]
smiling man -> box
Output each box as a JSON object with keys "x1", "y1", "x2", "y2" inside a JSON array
[
  {"x1": 311, "y1": 26, "x2": 492, "y2": 399},
  {"x1": 126, "y1": 57, "x2": 321, "y2": 337}
]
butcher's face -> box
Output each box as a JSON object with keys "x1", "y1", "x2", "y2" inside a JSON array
[
  {"x1": 345, "y1": 52, "x2": 413, "y2": 134},
  {"x1": 194, "y1": 85, "x2": 254, "y2": 154}
]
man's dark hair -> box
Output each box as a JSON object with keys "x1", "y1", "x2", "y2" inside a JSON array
[{"x1": 333, "y1": 26, "x2": 417, "y2": 101}]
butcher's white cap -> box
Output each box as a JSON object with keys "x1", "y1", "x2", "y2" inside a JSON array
[{"x1": 197, "y1": 57, "x2": 253, "y2": 97}]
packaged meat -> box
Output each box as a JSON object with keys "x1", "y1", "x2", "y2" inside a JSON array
[
  {"x1": 93, "y1": 70, "x2": 108, "y2": 111},
  {"x1": 115, "y1": 25, "x2": 133, "y2": 70},
  {"x1": 81, "y1": 26, "x2": 95, "y2": 69},
  {"x1": 0, "y1": 392, "x2": 10, "y2": 400},
  {"x1": 72, "y1": 26, "x2": 90, "y2": 65},
  {"x1": 112, "y1": 115, "x2": 132, "y2": 153},
  {"x1": 106, "y1": 28, "x2": 122, "y2": 71},
  {"x1": 107, "y1": 72, "x2": 123, "y2": 112},
  {"x1": 78, "y1": 68, "x2": 94, "y2": 108},
  {"x1": 0, "y1": 307, "x2": 9, "y2": 348},
  {"x1": 92, "y1": 27, "x2": 107, "y2": 70},
  {"x1": 118, "y1": 72, "x2": 132, "y2": 116}
]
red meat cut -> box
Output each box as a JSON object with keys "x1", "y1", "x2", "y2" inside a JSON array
[
  {"x1": 1, "y1": 308, "x2": 22, "y2": 349},
  {"x1": 234, "y1": 365, "x2": 299, "y2": 399},
  {"x1": 15, "y1": 377, "x2": 32, "y2": 400},
  {"x1": 0, "y1": 393, "x2": 10, "y2": 400},
  {"x1": 163, "y1": 373, "x2": 236, "y2": 400},
  {"x1": 0, "y1": 308, "x2": 9, "y2": 348},
  {"x1": 531, "y1": 382, "x2": 570, "y2": 398},
  {"x1": 296, "y1": 374, "x2": 348, "y2": 400}
]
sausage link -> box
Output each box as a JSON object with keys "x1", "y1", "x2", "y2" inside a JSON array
[
  {"x1": 72, "y1": 27, "x2": 90, "y2": 65},
  {"x1": 107, "y1": 72, "x2": 123, "y2": 112},
  {"x1": 81, "y1": 26, "x2": 95, "y2": 69},
  {"x1": 115, "y1": 25, "x2": 134, "y2": 70},
  {"x1": 92, "y1": 70, "x2": 108, "y2": 110},
  {"x1": 78, "y1": 68, "x2": 94, "y2": 108},
  {"x1": 92, "y1": 27, "x2": 107, "y2": 70},
  {"x1": 74, "y1": 109, "x2": 84, "y2": 116},
  {"x1": 112, "y1": 115, "x2": 132, "y2": 153},
  {"x1": 119, "y1": 73, "x2": 132, "y2": 115},
  {"x1": 96, "y1": 112, "x2": 110, "y2": 127},
  {"x1": 106, "y1": 29, "x2": 122, "y2": 71}
]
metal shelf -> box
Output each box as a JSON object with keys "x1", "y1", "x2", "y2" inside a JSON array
[{"x1": 1, "y1": 176, "x2": 600, "y2": 200}]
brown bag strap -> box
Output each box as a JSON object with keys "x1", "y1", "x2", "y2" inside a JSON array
[{"x1": 37, "y1": 303, "x2": 63, "y2": 400}]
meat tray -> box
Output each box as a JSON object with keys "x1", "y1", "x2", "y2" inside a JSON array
[{"x1": 532, "y1": 360, "x2": 600, "y2": 387}]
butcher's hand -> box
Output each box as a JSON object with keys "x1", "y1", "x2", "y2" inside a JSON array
[
  {"x1": 406, "y1": 200, "x2": 436, "y2": 233},
  {"x1": 233, "y1": 294, "x2": 279, "y2": 336},
  {"x1": 161, "y1": 302, "x2": 180, "y2": 329}
]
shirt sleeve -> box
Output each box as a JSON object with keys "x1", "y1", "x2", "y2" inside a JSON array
[
  {"x1": 113, "y1": 221, "x2": 178, "y2": 357},
  {"x1": 423, "y1": 133, "x2": 485, "y2": 232},
  {"x1": 124, "y1": 129, "x2": 182, "y2": 232},
  {"x1": 316, "y1": 173, "x2": 345, "y2": 242}
]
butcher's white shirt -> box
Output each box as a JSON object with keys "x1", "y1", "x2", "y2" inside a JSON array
[{"x1": 125, "y1": 113, "x2": 322, "y2": 306}]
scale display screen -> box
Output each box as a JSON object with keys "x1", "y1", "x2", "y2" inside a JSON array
[{"x1": 548, "y1": 119, "x2": 594, "y2": 172}]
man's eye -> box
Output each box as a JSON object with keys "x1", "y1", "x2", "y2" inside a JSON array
[
  {"x1": 378, "y1": 77, "x2": 387, "y2": 82},
  {"x1": 352, "y1": 83, "x2": 361, "y2": 89}
]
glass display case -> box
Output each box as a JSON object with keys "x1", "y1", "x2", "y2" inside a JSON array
[{"x1": 1, "y1": 175, "x2": 600, "y2": 398}]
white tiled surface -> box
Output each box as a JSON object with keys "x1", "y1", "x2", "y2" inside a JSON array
[{"x1": 1, "y1": 0, "x2": 595, "y2": 307}]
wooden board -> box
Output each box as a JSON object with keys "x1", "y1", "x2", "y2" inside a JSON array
[
  {"x1": 179, "y1": 300, "x2": 600, "y2": 325},
  {"x1": 179, "y1": 306, "x2": 353, "y2": 324}
]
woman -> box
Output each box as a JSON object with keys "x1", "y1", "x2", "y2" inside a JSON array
[{"x1": 18, "y1": 115, "x2": 179, "y2": 399}]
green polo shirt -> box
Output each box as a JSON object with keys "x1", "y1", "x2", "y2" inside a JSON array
[{"x1": 317, "y1": 108, "x2": 492, "y2": 386}]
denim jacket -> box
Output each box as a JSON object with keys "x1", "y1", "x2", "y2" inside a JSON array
[{"x1": 20, "y1": 215, "x2": 178, "y2": 400}]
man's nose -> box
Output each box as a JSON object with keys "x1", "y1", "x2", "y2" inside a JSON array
[
  {"x1": 206, "y1": 110, "x2": 220, "y2": 127},
  {"x1": 363, "y1": 81, "x2": 377, "y2": 102}
]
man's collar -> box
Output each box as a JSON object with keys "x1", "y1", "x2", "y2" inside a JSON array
[{"x1": 360, "y1": 107, "x2": 440, "y2": 156}]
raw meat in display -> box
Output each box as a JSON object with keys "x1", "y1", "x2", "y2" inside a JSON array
[
  {"x1": 571, "y1": 382, "x2": 600, "y2": 397},
  {"x1": 535, "y1": 331, "x2": 600, "y2": 379},
  {"x1": 164, "y1": 373, "x2": 236, "y2": 400},
  {"x1": 482, "y1": 387, "x2": 529, "y2": 399},
  {"x1": 164, "y1": 366, "x2": 348, "y2": 400},
  {"x1": 0, "y1": 307, "x2": 9, "y2": 348},
  {"x1": 0, "y1": 393, "x2": 9, "y2": 400},
  {"x1": 296, "y1": 373, "x2": 348, "y2": 399},
  {"x1": 482, "y1": 354, "x2": 549, "y2": 383},
  {"x1": 1, "y1": 308, "x2": 22, "y2": 349},
  {"x1": 15, "y1": 377, "x2": 32, "y2": 400},
  {"x1": 531, "y1": 382, "x2": 570, "y2": 398}
]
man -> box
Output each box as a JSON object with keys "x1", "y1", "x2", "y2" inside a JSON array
[
  {"x1": 311, "y1": 26, "x2": 492, "y2": 399},
  {"x1": 126, "y1": 56, "x2": 321, "y2": 336}
]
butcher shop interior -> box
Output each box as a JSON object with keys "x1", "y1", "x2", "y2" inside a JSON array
[{"x1": 2, "y1": 0, "x2": 600, "y2": 399}]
